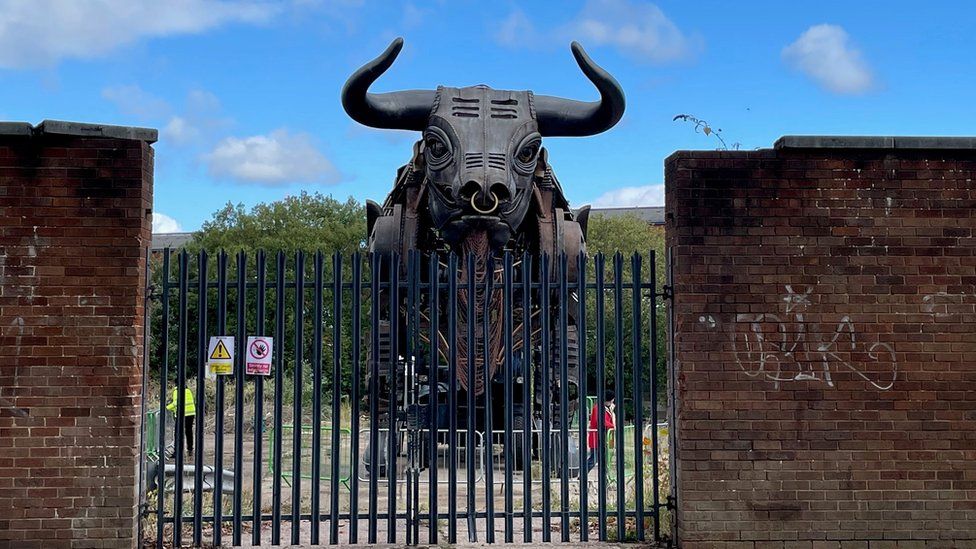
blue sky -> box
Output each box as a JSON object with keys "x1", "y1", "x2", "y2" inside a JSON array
[{"x1": 2, "y1": 0, "x2": 974, "y2": 233}]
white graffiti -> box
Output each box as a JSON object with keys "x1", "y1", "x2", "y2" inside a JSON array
[
  {"x1": 731, "y1": 285, "x2": 897, "y2": 390},
  {"x1": 1, "y1": 317, "x2": 29, "y2": 417},
  {"x1": 922, "y1": 292, "x2": 975, "y2": 318}
]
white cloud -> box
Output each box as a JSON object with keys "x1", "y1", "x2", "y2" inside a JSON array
[
  {"x1": 494, "y1": 9, "x2": 538, "y2": 48},
  {"x1": 161, "y1": 116, "x2": 199, "y2": 145},
  {"x1": 0, "y1": 0, "x2": 279, "y2": 68},
  {"x1": 152, "y1": 212, "x2": 183, "y2": 233},
  {"x1": 496, "y1": 0, "x2": 700, "y2": 63},
  {"x1": 204, "y1": 129, "x2": 341, "y2": 185},
  {"x1": 565, "y1": 0, "x2": 701, "y2": 62},
  {"x1": 103, "y1": 87, "x2": 222, "y2": 147},
  {"x1": 186, "y1": 89, "x2": 221, "y2": 114},
  {"x1": 591, "y1": 184, "x2": 665, "y2": 208},
  {"x1": 101, "y1": 85, "x2": 170, "y2": 119},
  {"x1": 402, "y1": 2, "x2": 426, "y2": 29},
  {"x1": 782, "y1": 24, "x2": 874, "y2": 95}
]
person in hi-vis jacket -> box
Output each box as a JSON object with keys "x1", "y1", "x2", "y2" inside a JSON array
[{"x1": 166, "y1": 382, "x2": 196, "y2": 458}]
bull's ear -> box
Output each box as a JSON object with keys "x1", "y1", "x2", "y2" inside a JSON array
[
  {"x1": 575, "y1": 205, "x2": 591, "y2": 238},
  {"x1": 533, "y1": 147, "x2": 549, "y2": 178},
  {"x1": 366, "y1": 200, "x2": 382, "y2": 236},
  {"x1": 411, "y1": 139, "x2": 426, "y2": 172}
]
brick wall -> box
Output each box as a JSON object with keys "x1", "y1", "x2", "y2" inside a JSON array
[
  {"x1": 0, "y1": 121, "x2": 155, "y2": 548},
  {"x1": 666, "y1": 138, "x2": 976, "y2": 548}
]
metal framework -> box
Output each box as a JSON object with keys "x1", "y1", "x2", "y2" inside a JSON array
[{"x1": 141, "y1": 249, "x2": 674, "y2": 546}]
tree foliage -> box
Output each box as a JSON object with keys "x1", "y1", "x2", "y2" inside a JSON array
[
  {"x1": 149, "y1": 192, "x2": 367, "y2": 395},
  {"x1": 149, "y1": 196, "x2": 669, "y2": 411},
  {"x1": 586, "y1": 212, "x2": 666, "y2": 261},
  {"x1": 190, "y1": 192, "x2": 366, "y2": 255},
  {"x1": 583, "y1": 213, "x2": 667, "y2": 409}
]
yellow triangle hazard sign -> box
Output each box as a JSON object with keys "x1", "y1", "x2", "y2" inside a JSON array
[{"x1": 210, "y1": 340, "x2": 232, "y2": 360}]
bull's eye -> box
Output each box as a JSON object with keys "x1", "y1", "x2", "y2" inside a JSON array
[
  {"x1": 517, "y1": 143, "x2": 538, "y2": 164},
  {"x1": 427, "y1": 138, "x2": 447, "y2": 158},
  {"x1": 512, "y1": 133, "x2": 542, "y2": 175},
  {"x1": 423, "y1": 127, "x2": 453, "y2": 171}
]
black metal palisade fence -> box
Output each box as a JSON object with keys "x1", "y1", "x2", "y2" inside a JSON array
[{"x1": 141, "y1": 249, "x2": 673, "y2": 547}]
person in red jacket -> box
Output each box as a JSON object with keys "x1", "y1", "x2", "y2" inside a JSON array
[{"x1": 586, "y1": 390, "x2": 615, "y2": 473}]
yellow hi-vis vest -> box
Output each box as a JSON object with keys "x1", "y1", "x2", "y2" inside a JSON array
[{"x1": 166, "y1": 388, "x2": 196, "y2": 417}]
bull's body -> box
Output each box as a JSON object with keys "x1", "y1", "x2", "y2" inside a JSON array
[
  {"x1": 365, "y1": 146, "x2": 587, "y2": 453},
  {"x1": 342, "y1": 38, "x2": 625, "y2": 473}
]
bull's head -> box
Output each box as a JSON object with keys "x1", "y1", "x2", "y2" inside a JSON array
[{"x1": 343, "y1": 38, "x2": 624, "y2": 250}]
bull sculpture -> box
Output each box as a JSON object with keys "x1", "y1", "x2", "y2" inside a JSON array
[{"x1": 342, "y1": 37, "x2": 624, "y2": 474}]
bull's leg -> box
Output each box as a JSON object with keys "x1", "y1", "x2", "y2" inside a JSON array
[{"x1": 362, "y1": 319, "x2": 402, "y2": 478}]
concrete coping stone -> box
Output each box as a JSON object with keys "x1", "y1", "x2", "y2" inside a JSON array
[
  {"x1": 775, "y1": 135, "x2": 976, "y2": 150},
  {"x1": 0, "y1": 120, "x2": 157, "y2": 143}
]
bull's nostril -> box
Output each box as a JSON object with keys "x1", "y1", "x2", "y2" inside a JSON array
[
  {"x1": 489, "y1": 183, "x2": 511, "y2": 202},
  {"x1": 460, "y1": 180, "x2": 481, "y2": 200}
]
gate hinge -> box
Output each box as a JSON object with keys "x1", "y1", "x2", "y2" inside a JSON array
[
  {"x1": 665, "y1": 494, "x2": 677, "y2": 510},
  {"x1": 661, "y1": 285, "x2": 674, "y2": 300},
  {"x1": 146, "y1": 284, "x2": 162, "y2": 302}
]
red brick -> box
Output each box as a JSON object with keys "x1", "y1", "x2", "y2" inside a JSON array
[
  {"x1": 667, "y1": 147, "x2": 976, "y2": 547},
  {"x1": 0, "y1": 130, "x2": 151, "y2": 549}
]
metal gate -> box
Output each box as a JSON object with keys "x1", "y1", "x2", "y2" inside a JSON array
[{"x1": 139, "y1": 249, "x2": 674, "y2": 546}]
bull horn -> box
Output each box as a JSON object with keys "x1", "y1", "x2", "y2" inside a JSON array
[
  {"x1": 535, "y1": 42, "x2": 626, "y2": 137},
  {"x1": 341, "y1": 37, "x2": 435, "y2": 131}
]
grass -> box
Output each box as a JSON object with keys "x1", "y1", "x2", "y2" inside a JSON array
[
  {"x1": 530, "y1": 425, "x2": 672, "y2": 542},
  {"x1": 142, "y1": 436, "x2": 672, "y2": 546},
  {"x1": 145, "y1": 375, "x2": 355, "y2": 436},
  {"x1": 143, "y1": 372, "x2": 672, "y2": 545}
]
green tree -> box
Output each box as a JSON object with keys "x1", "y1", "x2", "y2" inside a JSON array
[
  {"x1": 582, "y1": 213, "x2": 667, "y2": 411},
  {"x1": 149, "y1": 193, "x2": 368, "y2": 412},
  {"x1": 148, "y1": 197, "x2": 669, "y2": 416},
  {"x1": 190, "y1": 192, "x2": 366, "y2": 255}
]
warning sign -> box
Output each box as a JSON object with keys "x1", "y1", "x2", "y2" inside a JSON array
[
  {"x1": 246, "y1": 336, "x2": 273, "y2": 376},
  {"x1": 206, "y1": 336, "x2": 234, "y2": 375},
  {"x1": 210, "y1": 340, "x2": 232, "y2": 360}
]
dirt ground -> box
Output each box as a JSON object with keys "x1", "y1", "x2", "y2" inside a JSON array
[{"x1": 144, "y1": 414, "x2": 671, "y2": 547}]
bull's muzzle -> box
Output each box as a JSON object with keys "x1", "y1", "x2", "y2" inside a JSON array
[{"x1": 469, "y1": 191, "x2": 500, "y2": 214}]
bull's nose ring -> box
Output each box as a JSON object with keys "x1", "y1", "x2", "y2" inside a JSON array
[{"x1": 470, "y1": 191, "x2": 500, "y2": 214}]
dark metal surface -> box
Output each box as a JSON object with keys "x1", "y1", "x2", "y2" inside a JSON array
[
  {"x1": 251, "y1": 251, "x2": 267, "y2": 546},
  {"x1": 594, "y1": 253, "x2": 607, "y2": 541},
  {"x1": 212, "y1": 251, "x2": 227, "y2": 548},
  {"x1": 232, "y1": 252, "x2": 246, "y2": 545},
  {"x1": 427, "y1": 255, "x2": 440, "y2": 544},
  {"x1": 142, "y1": 250, "x2": 672, "y2": 547},
  {"x1": 387, "y1": 253, "x2": 400, "y2": 544},
  {"x1": 650, "y1": 250, "x2": 661, "y2": 541},
  {"x1": 155, "y1": 251, "x2": 170, "y2": 547},
  {"x1": 502, "y1": 252, "x2": 515, "y2": 543},
  {"x1": 193, "y1": 251, "x2": 208, "y2": 546},
  {"x1": 613, "y1": 253, "x2": 626, "y2": 540},
  {"x1": 558, "y1": 254, "x2": 570, "y2": 541},
  {"x1": 310, "y1": 252, "x2": 323, "y2": 545},
  {"x1": 329, "y1": 253, "x2": 342, "y2": 544},
  {"x1": 173, "y1": 251, "x2": 188, "y2": 548},
  {"x1": 271, "y1": 252, "x2": 285, "y2": 545},
  {"x1": 631, "y1": 253, "x2": 646, "y2": 542},
  {"x1": 349, "y1": 252, "x2": 363, "y2": 544},
  {"x1": 520, "y1": 253, "x2": 533, "y2": 544},
  {"x1": 346, "y1": 41, "x2": 621, "y2": 540},
  {"x1": 576, "y1": 251, "x2": 589, "y2": 542},
  {"x1": 540, "y1": 254, "x2": 552, "y2": 542},
  {"x1": 292, "y1": 251, "x2": 305, "y2": 546},
  {"x1": 342, "y1": 37, "x2": 625, "y2": 137},
  {"x1": 367, "y1": 254, "x2": 380, "y2": 544}
]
